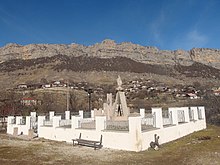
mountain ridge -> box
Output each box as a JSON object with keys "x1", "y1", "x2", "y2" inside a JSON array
[
  {"x1": 0, "y1": 54, "x2": 219, "y2": 80},
  {"x1": 1, "y1": 39, "x2": 220, "y2": 69}
]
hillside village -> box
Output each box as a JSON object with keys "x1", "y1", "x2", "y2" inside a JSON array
[{"x1": 15, "y1": 78, "x2": 219, "y2": 108}]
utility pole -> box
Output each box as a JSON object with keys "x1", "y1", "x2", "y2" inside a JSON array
[
  {"x1": 66, "y1": 82, "x2": 70, "y2": 111},
  {"x1": 85, "y1": 87, "x2": 93, "y2": 118}
]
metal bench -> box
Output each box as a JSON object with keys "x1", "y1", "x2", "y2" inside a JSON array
[{"x1": 72, "y1": 133, "x2": 103, "y2": 150}]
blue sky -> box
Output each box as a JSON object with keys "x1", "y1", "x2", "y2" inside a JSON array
[{"x1": 0, "y1": 0, "x2": 220, "y2": 50}]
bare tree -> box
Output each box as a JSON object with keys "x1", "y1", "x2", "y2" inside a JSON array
[
  {"x1": 38, "y1": 92, "x2": 55, "y2": 113},
  {"x1": 0, "y1": 90, "x2": 23, "y2": 116},
  {"x1": 69, "y1": 91, "x2": 79, "y2": 112}
]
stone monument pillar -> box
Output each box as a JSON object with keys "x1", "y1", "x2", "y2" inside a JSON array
[{"x1": 104, "y1": 75, "x2": 130, "y2": 121}]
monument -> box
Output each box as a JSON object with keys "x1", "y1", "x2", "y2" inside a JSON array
[{"x1": 103, "y1": 75, "x2": 130, "y2": 120}]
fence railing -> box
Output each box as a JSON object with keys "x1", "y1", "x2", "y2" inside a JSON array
[
  {"x1": 178, "y1": 110, "x2": 185, "y2": 123},
  {"x1": 11, "y1": 118, "x2": 16, "y2": 124},
  {"x1": 43, "y1": 119, "x2": 53, "y2": 126},
  {"x1": 141, "y1": 113, "x2": 156, "y2": 131},
  {"x1": 83, "y1": 111, "x2": 91, "y2": 118},
  {"x1": 78, "y1": 119, "x2": 95, "y2": 129},
  {"x1": 20, "y1": 117, "x2": 26, "y2": 125},
  {"x1": 141, "y1": 113, "x2": 155, "y2": 126},
  {"x1": 197, "y1": 108, "x2": 203, "y2": 119},
  {"x1": 0, "y1": 117, "x2": 7, "y2": 122},
  {"x1": 163, "y1": 117, "x2": 171, "y2": 125},
  {"x1": 55, "y1": 113, "x2": 65, "y2": 120},
  {"x1": 162, "y1": 110, "x2": 169, "y2": 118},
  {"x1": 45, "y1": 115, "x2": 50, "y2": 121},
  {"x1": 71, "y1": 111, "x2": 79, "y2": 116},
  {"x1": 163, "y1": 111, "x2": 172, "y2": 125},
  {"x1": 59, "y1": 119, "x2": 71, "y2": 127},
  {"x1": 189, "y1": 108, "x2": 194, "y2": 121},
  {"x1": 105, "y1": 120, "x2": 129, "y2": 131}
]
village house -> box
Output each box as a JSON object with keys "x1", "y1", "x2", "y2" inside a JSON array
[
  {"x1": 213, "y1": 87, "x2": 220, "y2": 96},
  {"x1": 52, "y1": 81, "x2": 68, "y2": 87},
  {"x1": 213, "y1": 90, "x2": 220, "y2": 96},
  {"x1": 42, "y1": 84, "x2": 52, "y2": 88},
  {"x1": 17, "y1": 84, "x2": 28, "y2": 89},
  {"x1": 186, "y1": 93, "x2": 199, "y2": 99},
  {"x1": 21, "y1": 97, "x2": 41, "y2": 106}
]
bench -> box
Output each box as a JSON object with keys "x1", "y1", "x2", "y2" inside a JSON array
[{"x1": 72, "y1": 133, "x2": 103, "y2": 150}]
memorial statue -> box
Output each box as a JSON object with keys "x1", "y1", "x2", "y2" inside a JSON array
[
  {"x1": 102, "y1": 75, "x2": 129, "y2": 120},
  {"x1": 116, "y1": 75, "x2": 123, "y2": 90}
]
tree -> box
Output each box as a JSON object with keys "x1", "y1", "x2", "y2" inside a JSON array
[
  {"x1": 69, "y1": 91, "x2": 79, "y2": 112},
  {"x1": 40, "y1": 78, "x2": 48, "y2": 84},
  {"x1": 0, "y1": 90, "x2": 23, "y2": 116},
  {"x1": 193, "y1": 81, "x2": 201, "y2": 88},
  {"x1": 38, "y1": 92, "x2": 55, "y2": 113}
]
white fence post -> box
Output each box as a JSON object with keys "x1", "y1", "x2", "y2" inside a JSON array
[
  {"x1": 7, "y1": 116, "x2": 14, "y2": 125},
  {"x1": 95, "y1": 116, "x2": 106, "y2": 131},
  {"x1": 71, "y1": 116, "x2": 76, "y2": 130},
  {"x1": 7, "y1": 116, "x2": 15, "y2": 134},
  {"x1": 37, "y1": 116, "x2": 45, "y2": 137},
  {"x1": 198, "y1": 106, "x2": 206, "y2": 120},
  {"x1": 182, "y1": 107, "x2": 190, "y2": 122},
  {"x1": 49, "y1": 111, "x2": 55, "y2": 120},
  {"x1": 129, "y1": 116, "x2": 141, "y2": 133},
  {"x1": 168, "y1": 108, "x2": 178, "y2": 125},
  {"x1": 26, "y1": 116, "x2": 31, "y2": 129},
  {"x1": 53, "y1": 116, "x2": 61, "y2": 128},
  {"x1": 129, "y1": 116, "x2": 142, "y2": 152},
  {"x1": 152, "y1": 108, "x2": 163, "y2": 129},
  {"x1": 79, "y1": 110, "x2": 84, "y2": 119},
  {"x1": 38, "y1": 116, "x2": 45, "y2": 127},
  {"x1": 191, "y1": 107, "x2": 198, "y2": 120},
  {"x1": 140, "y1": 108, "x2": 145, "y2": 118},
  {"x1": 91, "y1": 110, "x2": 95, "y2": 119},
  {"x1": 65, "y1": 111, "x2": 70, "y2": 120},
  {"x1": 16, "y1": 116, "x2": 22, "y2": 125},
  {"x1": 71, "y1": 116, "x2": 81, "y2": 130},
  {"x1": 198, "y1": 106, "x2": 207, "y2": 129},
  {"x1": 30, "y1": 112, "x2": 37, "y2": 118}
]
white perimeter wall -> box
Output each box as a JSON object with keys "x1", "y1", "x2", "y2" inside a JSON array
[
  {"x1": 38, "y1": 118, "x2": 206, "y2": 152},
  {"x1": 141, "y1": 120, "x2": 206, "y2": 151},
  {"x1": 7, "y1": 116, "x2": 31, "y2": 135},
  {"x1": 22, "y1": 107, "x2": 207, "y2": 152}
]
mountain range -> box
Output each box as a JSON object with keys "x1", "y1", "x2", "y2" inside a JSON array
[
  {"x1": 1, "y1": 39, "x2": 220, "y2": 69},
  {"x1": 0, "y1": 39, "x2": 220, "y2": 88}
]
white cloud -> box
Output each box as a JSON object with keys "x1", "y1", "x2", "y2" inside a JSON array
[
  {"x1": 150, "y1": 10, "x2": 166, "y2": 46},
  {"x1": 186, "y1": 30, "x2": 208, "y2": 47},
  {"x1": 172, "y1": 29, "x2": 208, "y2": 50}
]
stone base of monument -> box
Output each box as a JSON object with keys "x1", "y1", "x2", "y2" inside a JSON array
[
  {"x1": 28, "y1": 129, "x2": 34, "y2": 139},
  {"x1": 112, "y1": 116, "x2": 128, "y2": 121}
]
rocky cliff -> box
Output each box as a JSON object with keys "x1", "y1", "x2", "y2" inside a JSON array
[{"x1": 1, "y1": 39, "x2": 220, "y2": 69}]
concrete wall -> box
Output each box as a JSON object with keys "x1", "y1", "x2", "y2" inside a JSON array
[
  {"x1": 7, "y1": 116, "x2": 31, "y2": 135},
  {"x1": 37, "y1": 106, "x2": 206, "y2": 152},
  {"x1": 9, "y1": 107, "x2": 206, "y2": 152},
  {"x1": 141, "y1": 119, "x2": 206, "y2": 150},
  {"x1": 38, "y1": 116, "x2": 206, "y2": 152},
  {"x1": 7, "y1": 116, "x2": 16, "y2": 134}
]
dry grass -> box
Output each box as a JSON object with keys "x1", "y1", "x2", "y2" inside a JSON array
[{"x1": 0, "y1": 125, "x2": 220, "y2": 165}]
